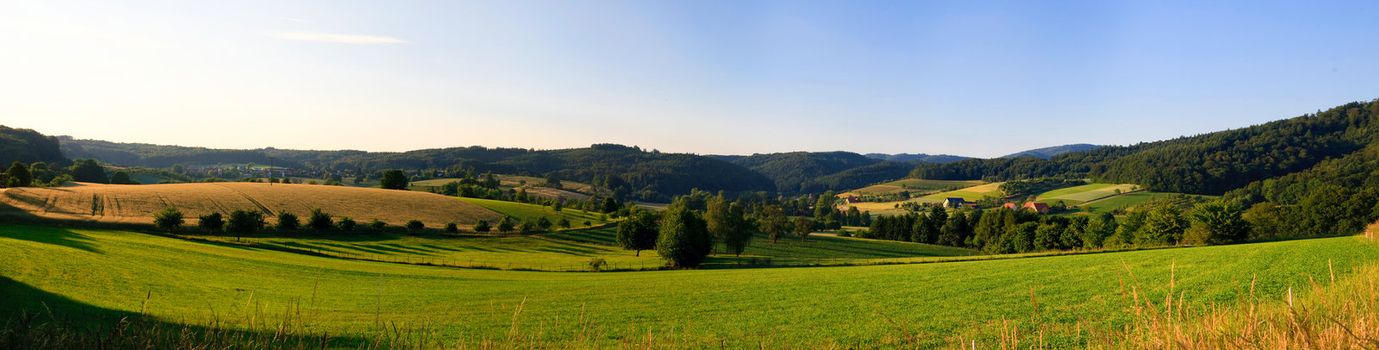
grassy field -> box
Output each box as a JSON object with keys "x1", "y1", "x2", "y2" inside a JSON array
[
  {"x1": 1034, "y1": 183, "x2": 1141, "y2": 205},
  {"x1": 456, "y1": 197, "x2": 606, "y2": 228},
  {"x1": 3, "y1": 223, "x2": 1373, "y2": 347},
  {"x1": 1078, "y1": 192, "x2": 1214, "y2": 214},
  {"x1": 205, "y1": 226, "x2": 976, "y2": 271},
  {"x1": 0, "y1": 182, "x2": 502, "y2": 228},
  {"x1": 843, "y1": 179, "x2": 986, "y2": 196},
  {"x1": 843, "y1": 182, "x2": 1007, "y2": 216},
  {"x1": 410, "y1": 176, "x2": 593, "y2": 200}
]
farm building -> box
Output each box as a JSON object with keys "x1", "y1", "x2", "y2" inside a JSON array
[
  {"x1": 942, "y1": 197, "x2": 968, "y2": 208},
  {"x1": 1023, "y1": 202, "x2": 1051, "y2": 214},
  {"x1": 1002, "y1": 202, "x2": 1018, "y2": 210}
]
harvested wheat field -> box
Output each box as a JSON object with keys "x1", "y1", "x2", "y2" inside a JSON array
[{"x1": 0, "y1": 182, "x2": 502, "y2": 227}]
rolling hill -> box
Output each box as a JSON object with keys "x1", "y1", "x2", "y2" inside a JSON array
[
  {"x1": 0, "y1": 126, "x2": 65, "y2": 166},
  {"x1": 862, "y1": 153, "x2": 971, "y2": 164},
  {"x1": 716, "y1": 151, "x2": 911, "y2": 192},
  {"x1": 1001, "y1": 143, "x2": 1100, "y2": 159}
]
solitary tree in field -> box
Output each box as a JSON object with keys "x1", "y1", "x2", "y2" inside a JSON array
[
  {"x1": 380, "y1": 170, "x2": 409, "y2": 190},
  {"x1": 198, "y1": 212, "x2": 224, "y2": 231},
  {"x1": 276, "y1": 212, "x2": 300, "y2": 231},
  {"x1": 537, "y1": 217, "x2": 553, "y2": 231},
  {"x1": 656, "y1": 198, "x2": 712, "y2": 268},
  {"x1": 227, "y1": 210, "x2": 265, "y2": 241},
  {"x1": 445, "y1": 223, "x2": 459, "y2": 233},
  {"x1": 406, "y1": 220, "x2": 425, "y2": 233},
  {"x1": 153, "y1": 206, "x2": 184, "y2": 231},
  {"x1": 6, "y1": 161, "x2": 32, "y2": 187},
  {"x1": 793, "y1": 217, "x2": 816, "y2": 242},
  {"x1": 759, "y1": 205, "x2": 789, "y2": 243},
  {"x1": 308, "y1": 209, "x2": 334, "y2": 231},
  {"x1": 616, "y1": 209, "x2": 659, "y2": 256},
  {"x1": 721, "y1": 203, "x2": 752, "y2": 256},
  {"x1": 338, "y1": 217, "x2": 357, "y2": 231},
  {"x1": 474, "y1": 220, "x2": 492, "y2": 232},
  {"x1": 497, "y1": 216, "x2": 515, "y2": 232},
  {"x1": 558, "y1": 218, "x2": 571, "y2": 229}
]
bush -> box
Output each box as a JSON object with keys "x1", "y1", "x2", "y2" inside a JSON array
[
  {"x1": 837, "y1": 231, "x2": 852, "y2": 237},
  {"x1": 153, "y1": 206, "x2": 184, "y2": 231},
  {"x1": 558, "y1": 218, "x2": 571, "y2": 229},
  {"x1": 537, "y1": 217, "x2": 553, "y2": 231},
  {"x1": 587, "y1": 258, "x2": 608, "y2": 272},
  {"x1": 276, "y1": 212, "x2": 299, "y2": 231},
  {"x1": 445, "y1": 222, "x2": 459, "y2": 233},
  {"x1": 307, "y1": 209, "x2": 334, "y2": 231},
  {"x1": 198, "y1": 213, "x2": 224, "y2": 231},
  {"x1": 406, "y1": 220, "x2": 425, "y2": 232},
  {"x1": 519, "y1": 220, "x2": 536, "y2": 233},
  {"x1": 474, "y1": 220, "x2": 491, "y2": 232},
  {"x1": 338, "y1": 217, "x2": 357, "y2": 231},
  {"x1": 497, "y1": 217, "x2": 515, "y2": 232},
  {"x1": 109, "y1": 171, "x2": 136, "y2": 185},
  {"x1": 227, "y1": 210, "x2": 265, "y2": 234},
  {"x1": 369, "y1": 220, "x2": 387, "y2": 231}
]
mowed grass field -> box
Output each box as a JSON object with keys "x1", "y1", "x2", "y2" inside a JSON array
[
  {"x1": 410, "y1": 177, "x2": 593, "y2": 201},
  {"x1": 1078, "y1": 192, "x2": 1215, "y2": 214},
  {"x1": 1035, "y1": 183, "x2": 1141, "y2": 205},
  {"x1": 4, "y1": 224, "x2": 1372, "y2": 347},
  {"x1": 0, "y1": 182, "x2": 502, "y2": 228},
  {"x1": 843, "y1": 182, "x2": 1006, "y2": 216},
  {"x1": 456, "y1": 197, "x2": 606, "y2": 228},
  {"x1": 208, "y1": 226, "x2": 976, "y2": 271},
  {"x1": 843, "y1": 179, "x2": 986, "y2": 196}
]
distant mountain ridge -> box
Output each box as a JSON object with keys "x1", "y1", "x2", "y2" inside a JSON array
[
  {"x1": 863, "y1": 153, "x2": 970, "y2": 164},
  {"x1": 1001, "y1": 144, "x2": 1101, "y2": 159}
]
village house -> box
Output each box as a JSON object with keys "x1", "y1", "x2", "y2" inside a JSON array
[
  {"x1": 942, "y1": 197, "x2": 968, "y2": 208},
  {"x1": 1023, "y1": 202, "x2": 1051, "y2": 214}
]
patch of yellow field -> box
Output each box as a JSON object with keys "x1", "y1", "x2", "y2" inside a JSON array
[{"x1": 0, "y1": 182, "x2": 502, "y2": 227}]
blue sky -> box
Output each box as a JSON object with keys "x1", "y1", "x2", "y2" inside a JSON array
[{"x1": 2, "y1": 0, "x2": 1377, "y2": 157}]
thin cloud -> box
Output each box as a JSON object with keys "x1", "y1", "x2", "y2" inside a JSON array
[{"x1": 271, "y1": 31, "x2": 406, "y2": 45}]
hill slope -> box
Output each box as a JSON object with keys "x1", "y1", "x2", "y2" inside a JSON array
[
  {"x1": 58, "y1": 140, "x2": 774, "y2": 201},
  {"x1": 913, "y1": 100, "x2": 1379, "y2": 195},
  {"x1": 1002, "y1": 143, "x2": 1100, "y2": 159},
  {"x1": 0, "y1": 182, "x2": 501, "y2": 227},
  {"x1": 0, "y1": 126, "x2": 65, "y2": 166},
  {"x1": 720, "y1": 151, "x2": 913, "y2": 192}
]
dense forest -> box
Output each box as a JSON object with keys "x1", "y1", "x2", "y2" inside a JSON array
[
  {"x1": 862, "y1": 153, "x2": 970, "y2": 164},
  {"x1": 913, "y1": 101, "x2": 1379, "y2": 195},
  {"x1": 1000, "y1": 143, "x2": 1100, "y2": 159},
  {"x1": 714, "y1": 151, "x2": 902, "y2": 193},
  {"x1": 0, "y1": 126, "x2": 65, "y2": 166}
]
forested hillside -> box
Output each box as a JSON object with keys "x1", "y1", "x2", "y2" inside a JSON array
[
  {"x1": 0, "y1": 126, "x2": 65, "y2": 166},
  {"x1": 1001, "y1": 144, "x2": 1100, "y2": 159},
  {"x1": 56, "y1": 139, "x2": 773, "y2": 201},
  {"x1": 863, "y1": 153, "x2": 970, "y2": 164},
  {"x1": 720, "y1": 151, "x2": 909, "y2": 193},
  {"x1": 913, "y1": 100, "x2": 1379, "y2": 195}
]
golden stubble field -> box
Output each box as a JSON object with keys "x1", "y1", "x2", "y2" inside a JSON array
[{"x1": 0, "y1": 182, "x2": 503, "y2": 227}]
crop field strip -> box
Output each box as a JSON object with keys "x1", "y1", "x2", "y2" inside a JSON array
[{"x1": 0, "y1": 182, "x2": 504, "y2": 227}]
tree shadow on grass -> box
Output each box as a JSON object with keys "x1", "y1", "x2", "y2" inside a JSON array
[
  {"x1": 0, "y1": 224, "x2": 102, "y2": 254},
  {"x1": 0, "y1": 276, "x2": 371, "y2": 348}
]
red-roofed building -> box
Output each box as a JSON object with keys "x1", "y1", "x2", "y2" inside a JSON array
[
  {"x1": 1002, "y1": 202, "x2": 1018, "y2": 210},
  {"x1": 1023, "y1": 202, "x2": 1051, "y2": 214}
]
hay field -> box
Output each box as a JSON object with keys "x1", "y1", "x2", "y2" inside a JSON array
[
  {"x1": 1035, "y1": 183, "x2": 1141, "y2": 205},
  {"x1": 0, "y1": 182, "x2": 502, "y2": 227},
  {"x1": 917, "y1": 182, "x2": 1005, "y2": 202},
  {"x1": 843, "y1": 178, "x2": 985, "y2": 196}
]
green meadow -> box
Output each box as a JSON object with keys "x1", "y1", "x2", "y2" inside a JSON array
[
  {"x1": 196, "y1": 226, "x2": 976, "y2": 271},
  {"x1": 457, "y1": 197, "x2": 606, "y2": 228},
  {"x1": 1078, "y1": 191, "x2": 1215, "y2": 214},
  {"x1": 2, "y1": 223, "x2": 1373, "y2": 348}
]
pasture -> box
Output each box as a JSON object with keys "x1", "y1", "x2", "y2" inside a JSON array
[
  {"x1": 1035, "y1": 183, "x2": 1141, "y2": 205},
  {"x1": 3, "y1": 223, "x2": 1372, "y2": 347},
  {"x1": 843, "y1": 178, "x2": 985, "y2": 196},
  {"x1": 410, "y1": 176, "x2": 593, "y2": 200},
  {"x1": 0, "y1": 182, "x2": 502, "y2": 228},
  {"x1": 456, "y1": 197, "x2": 606, "y2": 228},
  {"x1": 1078, "y1": 191, "x2": 1214, "y2": 214},
  {"x1": 202, "y1": 226, "x2": 975, "y2": 271},
  {"x1": 918, "y1": 182, "x2": 1005, "y2": 202}
]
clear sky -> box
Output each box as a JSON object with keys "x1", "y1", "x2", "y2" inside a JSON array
[{"x1": 2, "y1": 0, "x2": 1377, "y2": 158}]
